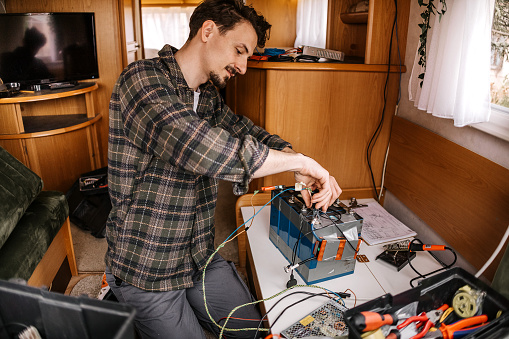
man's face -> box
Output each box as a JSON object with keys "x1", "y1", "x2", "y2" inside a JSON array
[{"x1": 205, "y1": 20, "x2": 257, "y2": 88}]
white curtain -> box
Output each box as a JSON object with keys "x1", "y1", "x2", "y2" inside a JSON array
[
  {"x1": 408, "y1": 0, "x2": 495, "y2": 127},
  {"x1": 142, "y1": 6, "x2": 195, "y2": 55},
  {"x1": 294, "y1": 0, "x2": 328, "y2": 48}
]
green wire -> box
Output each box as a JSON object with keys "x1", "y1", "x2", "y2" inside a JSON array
[{"x1": 201, "y1": 242, "x2": 345, "y2": 336}]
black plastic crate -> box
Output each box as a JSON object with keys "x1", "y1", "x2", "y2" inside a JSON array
[
  {"x1": 344, "y1": 267, "x2": 509, "y2": 339},
  {"x1": 0, "y1": 279, "x2": 135, "y2": 339}
]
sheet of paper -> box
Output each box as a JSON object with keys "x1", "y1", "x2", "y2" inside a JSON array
[{"x1": 356, "y1": 201, "x2": 417, "y2": 245}]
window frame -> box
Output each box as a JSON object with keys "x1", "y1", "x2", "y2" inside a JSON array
[{"x1": 471, "y1": 104, "x2": 509, "y2": 142}]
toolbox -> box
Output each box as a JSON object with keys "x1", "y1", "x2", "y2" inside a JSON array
[
  {"x1": 0, "y1": 279, "x2": 135, "y2": 339},
  {"x1": 344, "y1": 267, "x2": 509, "y2": 339}
]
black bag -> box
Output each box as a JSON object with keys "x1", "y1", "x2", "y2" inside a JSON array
[{"x1": 66, "y1": 167, "x2": 111, "y2": 238}]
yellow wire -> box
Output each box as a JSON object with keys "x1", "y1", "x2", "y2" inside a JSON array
[{"x1": 201, "y1": 190, "x2": 346, "y2": 336}]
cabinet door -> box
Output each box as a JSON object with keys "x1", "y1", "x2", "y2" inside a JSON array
[{"x1": 120, "y1": 0, "x2": 145, "y2": 66}]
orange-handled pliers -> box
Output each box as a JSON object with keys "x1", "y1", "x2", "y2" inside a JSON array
[{"x1": 423, "y1": 314, "x2": 488, "y2": 339}]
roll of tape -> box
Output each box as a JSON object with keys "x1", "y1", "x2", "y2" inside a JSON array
[
  {"x1": 452, "y1": 285, "x2": 484, "y2": 318},
  {"x1": 361, "y1": 328, "x2": 385, "y2": 339}
]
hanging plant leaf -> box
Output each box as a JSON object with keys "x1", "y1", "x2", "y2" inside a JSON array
[{"x1": 417, "y1": 0, "x2": 447, "y2": 87}]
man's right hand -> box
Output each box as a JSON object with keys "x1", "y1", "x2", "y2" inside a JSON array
[
  {"x1": 253, "y1": 150, "x2": 342, "y2": 212},
  {"x1": 294, "y1": 155, "x2": 342, "y2": 212}
]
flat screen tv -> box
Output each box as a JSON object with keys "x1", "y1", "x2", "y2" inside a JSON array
[{"x1": 0, "y1": 12, "x2": 99, "y2": 90}]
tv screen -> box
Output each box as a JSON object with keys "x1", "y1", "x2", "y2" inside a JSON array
[{"x1": 0, "y1": 12, "x2": 99, "y2": 90}]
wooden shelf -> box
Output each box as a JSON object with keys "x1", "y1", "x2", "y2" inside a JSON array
[
  {"x1": 0, "y1": 115, "x2": 102, "y2": 139},
  {"x1": 23, "y1": 115, "x2": 92, "y2": 134},
  {"x1": 340, "y1": 12, "x2": 368, "y2": 24},
  {"x1": 0, "y1": 82, "x2": 102, "y2": 192},
  {"x1": 246, "y1": 60, "x2": 405, "y2": 73},
  {"x1": 0, "y1": 82, "x2": 98, "y2": 104}
]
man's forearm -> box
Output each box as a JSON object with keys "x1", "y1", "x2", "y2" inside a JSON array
[{"x1": 252, "y1": 149, "x2": 305, "y2": 178}]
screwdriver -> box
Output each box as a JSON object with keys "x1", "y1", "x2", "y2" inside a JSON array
[{"x1": 350, "y1": 311, "x2": 398, "y2": 332}]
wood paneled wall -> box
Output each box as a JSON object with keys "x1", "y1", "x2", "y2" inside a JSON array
[
  {"x1": 228, "y1": 63, "x2": 402, "y2": 196},
  {"x1": 246, "y1": 0, "x2": 297, "y2": 48},
  {"x1": 6, "y1": 0, "x2": 125, "y2": 167},
  {"x1": 385, "y1": 116, "x2": 509, "y2": 281}
]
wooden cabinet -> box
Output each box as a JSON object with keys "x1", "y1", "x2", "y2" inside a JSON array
[
  {"x1": 226, "y1": 62, "x2": 403, "y2": 198},
  {"x1": 0, "y1": 83, "x2": 102, "y2": 192},
  {"x1": 225, "y1": 0, "x2": 410, "y2": 198},
  {"x1": 327, "y1": 0, "x2": 410, "y2": 64}
]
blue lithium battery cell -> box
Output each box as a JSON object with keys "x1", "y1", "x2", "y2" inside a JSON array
[{"x1": 269, "y1": 188, "x2": 363, "y2": 284}]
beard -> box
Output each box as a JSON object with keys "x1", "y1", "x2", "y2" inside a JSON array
[{"x1": 210, "y1": 65, "x2": 237, "y2": 89}]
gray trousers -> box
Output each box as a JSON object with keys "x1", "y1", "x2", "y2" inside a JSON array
[{"x1": 105, "y1": 254, "x2": 262, "y2": 339}]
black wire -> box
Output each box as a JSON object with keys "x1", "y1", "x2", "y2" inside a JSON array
[
  {"x1": 291, "y1": 211, "x2": 312, "y2": 266},
  {"x1": 253, "y1": 291, "x2": 341, "y2": 339},
  {"x1": 407, "y1": 238, "x2": 458, "y2": 287},
  {"x1": 290, "y1": 209, "x2": 331, "y2": 266},
  {"x1": 366, "y1": 0, "x2": 398, "y2": 201},
  {"x1": 324, "y1": 211, "x2": 359, "y2": 254},
  {"x1": 290, "y1": 209, "x2": 357, "y2": 270}
]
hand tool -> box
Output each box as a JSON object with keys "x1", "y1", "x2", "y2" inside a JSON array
[
  {"x1": 396, "y1": 309, "x2": 444, "y2": 339},
  {"x1": 408, "y1": 243, "x2": 446, "y2": 252},
  {"x1": 350, "y1": 311, "x2": 399, "y2": 332},
  {"x1": 423, "y1": 314, "x2": 488, "y2": 339}
]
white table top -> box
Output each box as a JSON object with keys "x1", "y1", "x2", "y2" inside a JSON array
[{"x1": 241, "y1": 199, "x2": 443, "y2": 335}]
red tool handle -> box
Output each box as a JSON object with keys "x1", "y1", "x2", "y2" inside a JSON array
[
  {"x1": 397, "y1": 314, "x2": 429, "y2": 329},
  {"x1": 350, "y1": 311, "x2": 397, "y2": 332}
]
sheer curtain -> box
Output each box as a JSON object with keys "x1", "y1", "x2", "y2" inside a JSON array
[
  {"x1": 408, "y1": 0, "x2": 495, "y2": 127},
  {"x1": 294, "y1": 0, "x2": 328, "y2": 48},
  {"x1": 142, "y1": 6, "x2": 195, "y2": 57}
]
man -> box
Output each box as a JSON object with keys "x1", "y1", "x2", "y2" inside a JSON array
[{"x1": 105, "y1": 0, "x2": 341, "y2": 338}]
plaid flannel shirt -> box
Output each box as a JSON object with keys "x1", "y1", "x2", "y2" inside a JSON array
[{"x1": 105, "y1": 45, "x2": 291, "y2": 291}]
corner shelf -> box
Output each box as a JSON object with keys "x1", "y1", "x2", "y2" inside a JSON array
[{"x1": 0, "y1": 82, "x2": 102, "y2": 192}]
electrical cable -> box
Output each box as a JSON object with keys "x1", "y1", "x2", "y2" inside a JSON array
[
  {"x1": 288, "y1": 208, "x2": 351, "y2": 270},
  {"x1": 290, "y1": 210, "x2": 312, "y2": 267},
  {"x1": 201, "y1": 187, "x2": 350, "y2": 338},
  {"x1": 269, "y1": 293, "x2": 338, "y2": 332},
  {"x1": 218, "y1": 283, "x2": 345, "y2": 338},
  {"x1": 253, "y1": 290, "x2": 346, "y2": 339},
  {"x1": 378, "y1": 0, "x2": 404, "y2": 202},
  {"x1": 407, "y1": 238, "x2": 457, "y2": 287},
  {"x1": 475, "y1": 225, "x2": 509, "y2": 278},
  {"x1": 324, "y1": 211, "x2": 359, "y2": 254},
  {"x1": 201, "y1": 188, "x2": 295, "y2": 336},
  {"x1": 366, "y1": 0, "x2": 398, "y2": 202}
]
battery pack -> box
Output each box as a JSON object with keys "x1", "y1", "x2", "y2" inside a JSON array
[{"x1": 269, "y1": 188, "x2": 363, "y2": 284}]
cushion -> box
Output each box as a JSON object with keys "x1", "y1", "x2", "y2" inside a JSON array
[
  {"x1": 0, "y1": 147, "x2": 43, "y2": 249},
  {"x1": 0, "y1": 191, "x2": 68, "y2": 282}
]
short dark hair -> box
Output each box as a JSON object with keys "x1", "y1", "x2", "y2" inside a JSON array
[{"x1": 188, "y1": 0, "x2": 271, "y2": 48}]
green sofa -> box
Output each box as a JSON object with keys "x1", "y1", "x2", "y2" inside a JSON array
[{"x1": 0, "y1": 146, "x2": 77, "y2": 289}]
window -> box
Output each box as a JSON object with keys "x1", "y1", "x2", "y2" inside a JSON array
[
  {"x1": 476, "y1": 0, "x2": 509, "y2": 141},
  {"x1": 490, "y1": 0, "x2": 509, "y2": 108},
  {"x1": 294, "y1": 0, "x2": 328, "y2": 48},
  {"x1": 142, "y1": 6, "x2": 196, "y2": 58}
]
